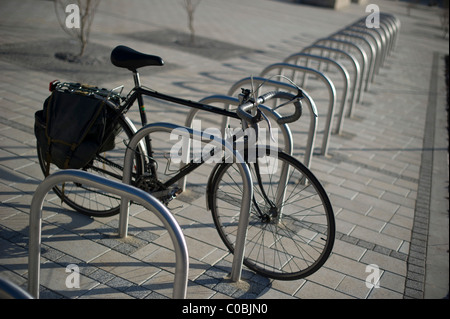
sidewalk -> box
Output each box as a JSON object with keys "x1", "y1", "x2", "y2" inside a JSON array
[{"x1": 0, "y1": 0, "x2": 448, "y2": 299}]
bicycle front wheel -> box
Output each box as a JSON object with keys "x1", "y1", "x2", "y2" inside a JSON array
[
  {"x1": 209, "y1": 148, "x2": 335, "y2": 280},
  {"x1": 37, "y1": 115, "x2": 143, "y2": 217}
]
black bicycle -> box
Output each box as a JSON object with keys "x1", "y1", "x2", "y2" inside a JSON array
[{"x1": 37, "y1": 45, "x2": 335, "y2": 280}]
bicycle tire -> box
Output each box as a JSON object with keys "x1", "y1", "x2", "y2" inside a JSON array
[
  {"x1": 209, "y1": 148, "x2": 335, "y2": 280},
  {"x1": 37, "y1": 114, "x2": 143, "y2": 217}
]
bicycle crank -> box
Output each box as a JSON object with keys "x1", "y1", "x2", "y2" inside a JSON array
[{"x1": 135, "y1": 174, "x2": 182, "y2": 205}]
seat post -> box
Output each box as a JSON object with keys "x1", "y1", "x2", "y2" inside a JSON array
[{"x1": 132, "y1": 71, "x2": 141, "y2": 88}]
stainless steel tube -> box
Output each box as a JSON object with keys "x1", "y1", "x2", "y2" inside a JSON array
[{"x1": 29, "y1": 170, "x2": 189, "y2": 299}]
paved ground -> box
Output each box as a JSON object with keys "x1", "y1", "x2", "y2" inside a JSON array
[{"x1": 0, "y1": 0, "x2": 448, "y2": 300}]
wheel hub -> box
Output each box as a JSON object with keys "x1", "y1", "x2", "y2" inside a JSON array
[{"x1": 261, "y1": 206, "x2": 279, "y2": 223}]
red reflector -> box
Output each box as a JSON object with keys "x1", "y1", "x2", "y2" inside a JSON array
[{"x1": 49, "y1": 80, "x2": 60, "y2": 92}]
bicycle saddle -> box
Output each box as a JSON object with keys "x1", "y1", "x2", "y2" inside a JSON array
[{"x1": 110, "y1": 45, "x2": 164, "y2": 71}]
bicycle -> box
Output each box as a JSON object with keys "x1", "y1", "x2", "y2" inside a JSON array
[{"x1": 37, "y1": 45, "x2": 335, "y2": 280}]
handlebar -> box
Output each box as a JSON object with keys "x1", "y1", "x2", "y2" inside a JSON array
[{"x1": 237, "y1": 90, "x2": 303, "y2": 125}]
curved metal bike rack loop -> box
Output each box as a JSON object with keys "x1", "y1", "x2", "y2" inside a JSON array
[
  {"x1": 352, "y1": 21, "x2": 388, "y2": 67},
  {"x1": 314, "y1": 38, "x2": 368, "y2": 104},
  {"x1": 332, "y1": 31, "x2": 376, "y2": 90},
  {"x1": 355, "y1": 17, "x2": 393, "y2": 53},
  {"x1": 283, "y1": 53, "x2": 350, "y2": 135},
  {"x1": 366, "y1": 14, "x2": 399, "y2": 58},
  {"x1": 260, "y1": 63, "x2": 336, "y2": 156},
  {"x1": 300, "y1": 45, "x2": 360, "y2": 118},
  {"x1": 359, "y1": 18, "x2": 394, "y2": 60},
  {"x1": 379, "y1": 17, "x2": 397, "y2": 54},
  {"x1": 381, "y1": 13, "x2": 401, "y2": 52},
  {"x1": 344, "y1": 26, "x2": 382, "y2": 77},
  {"x1": 377, "y1": 15, "x2": 396, "y2": 49},
  {"x1": 227, "y1": 77, "x2": 318, "y2": 168},
  {"x1": 119, "y1": 122, "x2": 253, "y2": 282},
  {"x1": 28, "y1": 170, "x2": 189, "y2": 299},
  {"x1": 378, "y1": 13, "x2": 401, "y2": 55}
]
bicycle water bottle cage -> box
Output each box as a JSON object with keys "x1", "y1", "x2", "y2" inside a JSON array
[{"x1": 110, "y1": 45, "x2": 164, "y2": 72}]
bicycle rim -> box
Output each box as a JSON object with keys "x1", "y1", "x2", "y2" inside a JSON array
[{"x1": 210, "y1": 148, "x2": 335, "y2": 280}]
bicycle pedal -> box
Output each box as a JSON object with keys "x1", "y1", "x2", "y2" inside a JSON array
[{"x1": 152, "y1": 187, "x2": 182, "y2": 205}]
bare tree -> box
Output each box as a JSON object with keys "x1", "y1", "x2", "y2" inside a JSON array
[
  {"x1": 54, "y1": 0, "x2": 101, "y2": 57},
  {"x1": 181, "y1": 0, "x2": 202, "y2": 45}
]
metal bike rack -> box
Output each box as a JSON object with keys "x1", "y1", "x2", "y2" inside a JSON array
[
  {"x1": 357, "y1": 14, "x2": 396, "y2": 55},
  {"x1": 180, "y1": 95, "x2": 294, "y2": 191},
  {"x1": 283, "y1": 53, "x2": 350, "y2": 135},
  {"x1": 378, "y1": 13, "x2": 401, "y2": 55},
  {"x1": 381, "y1": 13, "x2": 401, "y2": 52},
  {"x1": 1, "y1": 277, "x2": 33, "y2": 299},
  {"x1": 377, "y1": 15, "x2": 395, "y2": 48},
  {"x1": 119, "y1": 122, "x2": 253, "y2": 283},
  {"x1": 343, "y1": 26, "x2": 382, "y2": 77},
  {"x1": 227, "y1": 77, "x2": 318, "y2": 168},
  {"x1": 340, "y1": 14, "x2": 400, "y2": 83},
  {"x1": 28, "y1": 170, "x2": 189, "y2": 299},
  {"x1": 314, "y1": 38, "x2": 368, "y2": 104},
  {"x1": 360, "y1": 18, "x2": 393, "y2": 62},
  {"x1": 259, "y1": 63, "x2": 336, "y2": 156},
  {"x1": 379, "y1": 16, "x2": 397, "y2": 55},
  {"x1": 332, "y1": 31, "x2": 377, "y2": 90},
  {"x1": 377, "y1": 13, "x2": 400, "y2": 58},
  {"x1": 300, "y1": 45, "x2": 361, "y2": 118},
  {"x1": 340, "y1": 28, "x2": 381, "y2": 82},
  {"x1": 352, "y1": 21, "x2": 388, "y2": 68}
]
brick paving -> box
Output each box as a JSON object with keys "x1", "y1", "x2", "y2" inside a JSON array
[{"x1": 0, "y1": 0, "x2": 448, "y2": 299}]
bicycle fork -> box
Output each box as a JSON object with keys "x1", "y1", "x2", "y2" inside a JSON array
[{"x1": 252, "y1": 159, "x2": 289, "y2": 225}]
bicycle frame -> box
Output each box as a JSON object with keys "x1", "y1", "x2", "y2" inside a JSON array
[
  {"x1": 122, "y1": 88, "x2": 257, "y2": 183},
  {"x1": 121, "y1": 75, "x2": 240, "y2": 125},
  {"x1": 115, "y1": 73, "x2": 243, "y2": 196}
]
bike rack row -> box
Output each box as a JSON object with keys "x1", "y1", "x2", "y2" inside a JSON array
[
  {"x1": 184, "y1": 13, "x2": 399, "y2": 166},
  {"x1": 181, "y1": 13, "x2": 400, "y2": 192},
  {"x1": 181, "y1": 12, "x2": 399, "y2": 294},
  {"x1": 263, "y1": 13, "x2": 400, "y2": 160}
]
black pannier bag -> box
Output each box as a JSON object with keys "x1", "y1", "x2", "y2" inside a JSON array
[{"x1": 35, "y1": 82, "x2": 122, "y2": 172}]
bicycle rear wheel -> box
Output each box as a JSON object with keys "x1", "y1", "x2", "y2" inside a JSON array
[
  {"x1": 209, "y1": 148, "x2": 335, "y2": 280},
  {"x1": 37, "y1": 115, "x2": 143, "y2": 217}
]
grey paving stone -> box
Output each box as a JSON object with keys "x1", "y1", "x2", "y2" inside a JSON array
[{"x1": 89, "y1": 269, "x2": 116, "y2": 284}]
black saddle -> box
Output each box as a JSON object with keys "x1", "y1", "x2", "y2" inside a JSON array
[{"x1": 110, "y1": 45, "x2": 164, "y2": 71}]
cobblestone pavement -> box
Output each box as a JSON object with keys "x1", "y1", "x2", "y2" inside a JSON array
[{"x1": 0, "y1": 0, "x2": 448, "y2": 299}]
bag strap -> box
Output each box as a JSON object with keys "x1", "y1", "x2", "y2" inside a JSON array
[
  {"x1": 63, "y1": 143, "x2": 79, "y2": 169},
  {"x1": 74, "y1": 97, "x2": 107, "y2": 144}
]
